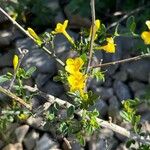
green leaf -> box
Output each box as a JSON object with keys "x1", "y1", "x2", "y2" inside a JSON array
[
  {"x1": 25, "y1": 66, "x2": 36, "y2": 78},
  {"x1": 114, "y1": 24, "x2": 120, "y2": 36},
  {"x1": 126, "y1": 16, "x2": 136, "y2": 32},
  {"x1": 126, "y1": 140, "x2": 135, "y2": 148},
  {"x1": 13, "y1": 85, "x2": 21, "y2": 91},
  {"x1": 92, "y1": 68, "x2": 105, "y2": 82},
  {"x1": 59, "y1": 122, "x2": 68, "y2": 134},
  {"x1": 99, "y1": 24, "x2": 106, "y2": 35},
  {"x1": 46, "y1": 113, "x2": 54, "y2": 121},
  {"x1": 77, "y1": 134, "x2": 85, "y2": 146},
  {"x1": 17, "y1": 68, "x2": 26, "y2": 78},
  {"x1": 6, "y1": 72, "x2": 13, "y2": 77},
  {"x1": 53, "y1": 75, "x2": 61, "y2": 82},
  {"x1": 120, "y1": 110, "x2": 131, "y2": 122},
  {"x1": 67, "y1": 106, "x2": 75, "y2": 118},
  {"x1": 0, "y1": 76, "x2": 10, "y2": 83},
  {"x1": 135, "y1": 115, "x2": 141, "y2": 123},
  {"x1": 86, "y1": 125, "x2": 93, "y2": 134},
  {"x1": 80, "y1": 53, "x2": 87, "y2": 62},
  {"x1": 92, "y1": 109, "x2": 99, "y2": 117}
]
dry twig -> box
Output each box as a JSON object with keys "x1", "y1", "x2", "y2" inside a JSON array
[
  {"x1": 90, "y1": 53, "x2": 150, "y2": 68},
  {"x1": 0, "y1": 7, "x2": 65, "y2": 66},
  {"x1": 0, "y1": 86, "x2": 32, "y2": 110},
  {"x1": 107, "y1": 4, "x2": 150, "y2": 30},
  {"x1": 86, "y1": 0, "x2": 96, "y2": 74},
  {"x1": 23, "y1": 85, "x2": 150, "y2": 145}
]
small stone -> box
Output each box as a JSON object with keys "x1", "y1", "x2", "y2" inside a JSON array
[
  {"x1": 2, "y1": 143, "x2": 23, "y2": 150},
  {"x1": 123, "y1": 58, "x2": 150, "y2": 82},
  {"x1": 1, "y1": 67, "x2": 13, "y2": 75},
  {"x1": 0, "y1": 30, "x2": 13, "y2": 47},
  {"x1": 141, "y1": 111, "x2": 150, "y2": 122},
  {"x1": 63, "y1": 136, "x2": 83, "y2": 150},
  {"x1": 108, "y1": 96, "x2": 121, "y2": 123},
  {"x1": 103, "y1": 77, "x2": 112, "y2": 87},
  {"x1": 113, "y1": 70, "x2": 128, "y2": 82},
  {"x1": 100, "y1": 88, "x2": 114, "y2": 101},
  {"x1": 64, "y1": 7, "x2": 91, "y2": 29},
  {"x1": 113, "y1": 80, "x2": 132, "y2": 101},
  {"x1": 116, "y1": 144, "x2": 128, "y2": 150},
  {"x1": 54, "y1": 11, "x2": 65, "y2": 24},
  {"x1": 99, "y1": 128, "x2": 114, "y2": 138},
  {"x1": 47, "y1": 0, "x2": 60, "y2": 11},
  {"x1": 89, "y1": 131, "x2": 118, "y2": 150},
  {"x1": 16, "y1": 38, "x2": 57, "y2": 74},
  {"x1": 141, "y1": 121, "x2": 150, "y2": 132},
  {"x1": 148, "y1": 73, "x2": 150, "y2": 84},
  {"x1": 129, "y1": 81, "x2": 147, "y2": 92},
  {"x1": 0, "y1": 49, "x2": 14, "y2": 68},
  {"x1": 35, "y1": 134, "x2": 59, "y2": 150},
  {"x1": 15, "y1": 125, "x2": 29, "y2": 143},
  {"x1": 137, "y1": 103, "x2": 150, "y2": 113},
  {"x1": 115, "y1": 122, "x2": 131, "y2": 142},
  {"x1": 90, "y1": 87, "x2": 113, "y2": 100},
  {"x1": 89, "y1": 99, "x2": 108, "y2": 117},
  {"x1": 135, "y1": 89, "x2": 146, "y2": 99},
  {"x1": 31, "y1": 97, "x2": 43, "y2": 109},
  {"x1": 35, "y1": 73, "x2": 53, "y2": 88},
  {"x1": 53, "y1": 31, "x2": 78, "y2": 62},
  {"x1": 24, "y1": 130, "x2": 39, "y2": 150},
  {"x1": 88, "y1": 78, "x2": 103, "y2": 92},
  {"x1": 0, "y1": 140, "x2": 4, "y2": 149},
  {"x1": 41, "y1": 81, "x2": 65, "y2": 97},
  {"x1": 27, "y1": 116, "x2": 43, "y2": 128}
]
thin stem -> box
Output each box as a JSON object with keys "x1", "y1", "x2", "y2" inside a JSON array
[
  {"x1": 8, "y1": 48, "x2": 25, "y2": 91},
  {"x1": 0, "y1": 7, "x2": 65, "y2": 67},
  {"x1": 90, "y1": 53, "x2": 150, "y2": 68},
  {"x1": 107, "y1": 4, "x2": 149, "y2": 30},
  {"x1": 86, "y1": 0, "x2": 96, "y2": 74},
  {"x1": 0, "y1": 86, "x2": 32, "y2": 110}
]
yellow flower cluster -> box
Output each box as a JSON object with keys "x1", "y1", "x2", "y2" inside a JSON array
[
  {"x1": 65, "y1": 57, "x2": 86, "y2": 95},
  {"x1": 141, "y1": 20, "x2": 150, "y2": 45},
  {"x1": 52, "y1": 20, "x2": 74, "y2": 45}
]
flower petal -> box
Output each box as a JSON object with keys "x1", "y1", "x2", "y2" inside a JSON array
[
  {"x1": 63, "y1": 20, "x2": 68, "y2": 29},
  {"x1": 13, "y1": 55, "x2": 19, "y2": 70},
  {"x1": 146, "y1": 20, "x2": 150, "y2": 30},
  {"x1": 65, "y1": 57, "x2": 84, "y2": 74},
  {"x1": 141, "y1": 31, "x2": 150, "y2": 45}
]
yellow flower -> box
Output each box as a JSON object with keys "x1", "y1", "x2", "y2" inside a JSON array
[
  {"x1": 17, "y1": 113, "x2": 29, "y2": 120},
  {"x1": 141, "y1": 20, "x2": 150, "y2": 45},
  {"x1": 95, "y1": 37, "x2": 116, "y2": 53},
  {"x1": 27, "y1": 28, "x2": 42, "y2": 45},
  {"x1": 13, "y1": 55, "x2": 19, "y2": 70},
  {"x1": 67, "y1": 72, "x2": 86, "y2": 94},
  {"x1": 89, "y1": 19, "x2": 100, "y2": 40},
  {"x1": 52, "y1": 20, "x2": 74, "y2": 45},
  {"x1": 53, "y1": 20, "x2": 68, "y2": 33},
  {"x1": 65, "y1": 57, "x2": 84, "y2": 74}
]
